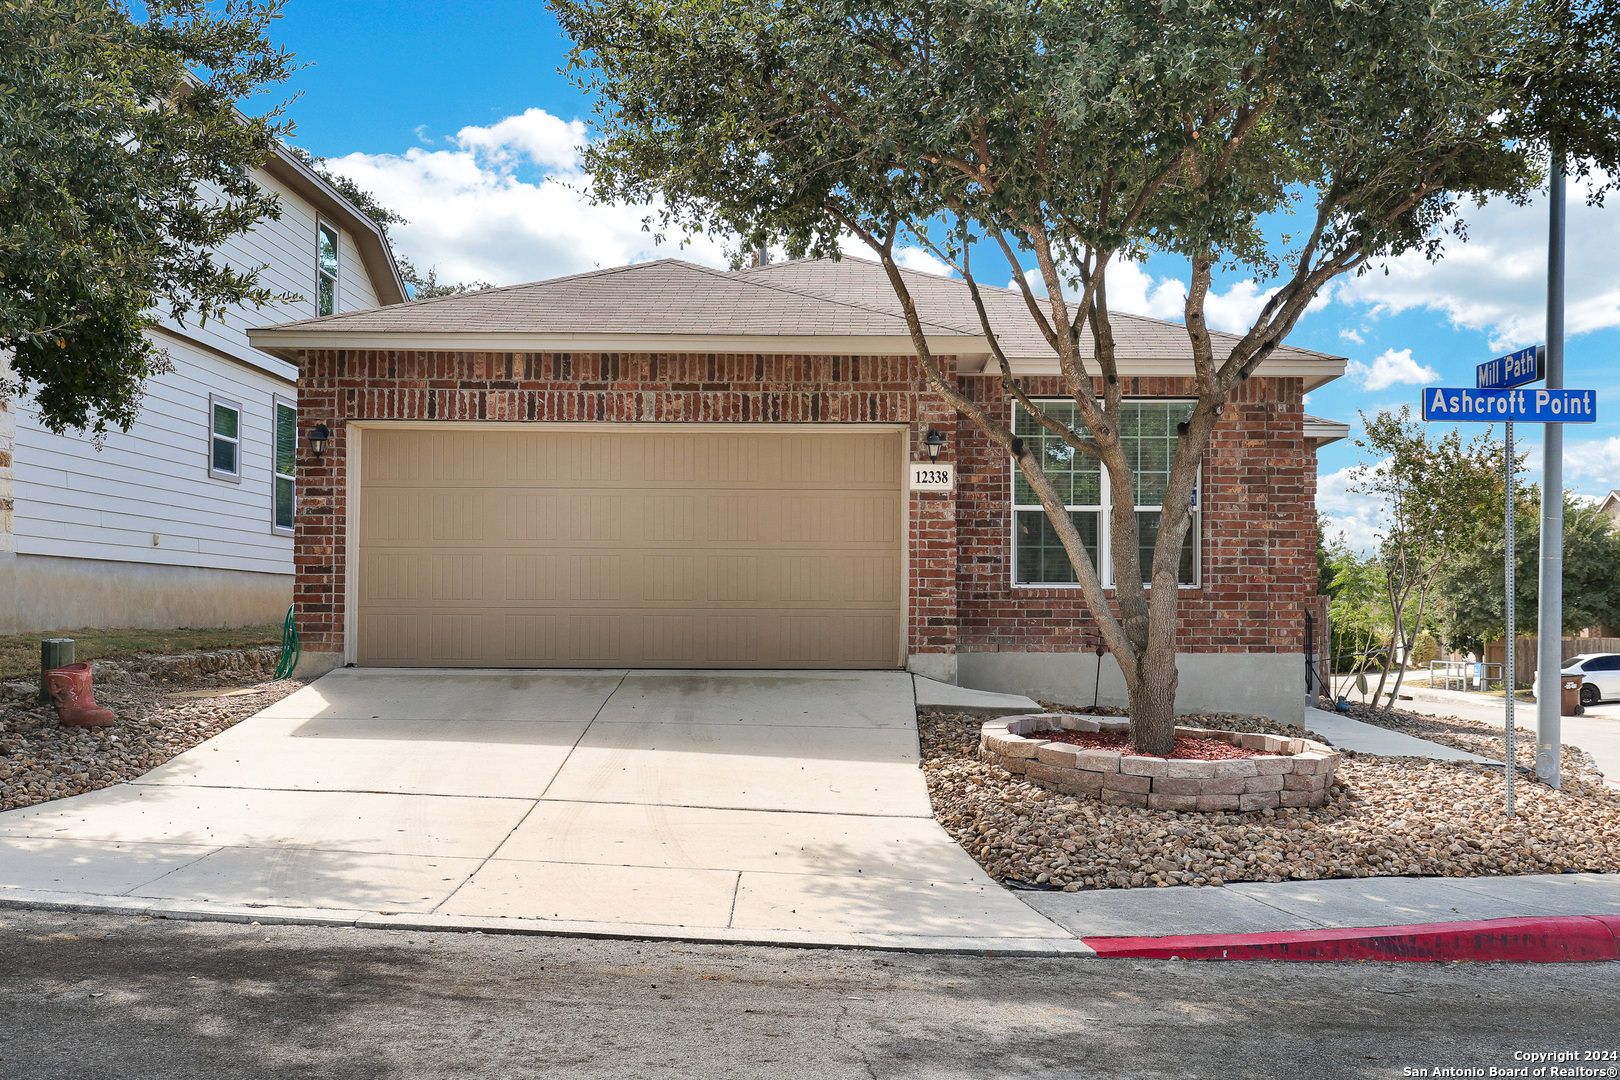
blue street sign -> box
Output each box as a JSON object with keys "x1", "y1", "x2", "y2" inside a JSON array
[
  {"x1": 1476, "y1": 345, "x2": 1545, "y2": 389},
  {"x1": 1421, "y1": 387, "x2": 1598, "y2": 422}
]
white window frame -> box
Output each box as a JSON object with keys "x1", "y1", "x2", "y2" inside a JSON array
[
  {"x1": 207, "y1": 393, "x2": 243, "y2": 483},
  {"x1": 271, "y1": 395, "x2": 297, "y2": 536},
  {"x1": 317, "y1": 220, "x2": 340, "y2": 317},
  {"x1": 1009, "y1": 399, "x2": 1201, "y2": 590}
]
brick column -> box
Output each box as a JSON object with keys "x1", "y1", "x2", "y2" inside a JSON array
[
  {"x1": 907, "y1": 411, "x2": 959, "y2": 682},
  {"x1": 292, "y1": 351, "x2": 346, "y2": 674}
]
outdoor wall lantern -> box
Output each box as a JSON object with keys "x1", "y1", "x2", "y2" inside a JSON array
[
  {"x1": 925, "y1": 428, "x2": 946, "y2": 462},
  {"x1": 307, "y1": 423, "x2": 331, "y2": 460}
]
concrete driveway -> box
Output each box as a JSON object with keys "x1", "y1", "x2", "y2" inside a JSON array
[{"x1": 0, "y1": 669, "x2": 1072, "y2": 949}]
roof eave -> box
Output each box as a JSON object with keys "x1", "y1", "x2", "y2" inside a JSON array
[
  {"x1": 1303, "y1": 416, "x2": 1352, "y2": 450},
  {"x1": 261, "y1": 149, "x2": 408, "y2": 307},
  {"x1": 981, "y1": 356, "x2": 1347, "y2": 389},
  {"x1": 245, "y1": 328, "x2": 989, "y2": 363}
]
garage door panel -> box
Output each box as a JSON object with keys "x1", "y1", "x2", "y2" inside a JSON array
[
  {"x1": 356, "y1": 428, "x2": 904, "y2": 668},
  {"x1": 505, "y1": 494, "x2": 558, "y2": 540}
]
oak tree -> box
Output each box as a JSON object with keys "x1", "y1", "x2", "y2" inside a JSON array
[{"x1": 553, "y1": 0, "x2": 1619, "y2": 751}]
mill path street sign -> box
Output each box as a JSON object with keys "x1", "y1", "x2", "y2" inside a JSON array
[
  {"x1": 1420, "y1": 386, "x2": 1597, "y2": 423},
  {"x1": 1476, "y1": 344, "x2": 1545, "y2": 390}
]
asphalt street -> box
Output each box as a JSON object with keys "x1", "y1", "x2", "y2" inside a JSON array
[{"x1": 1, "y1": 910, "x2": 1617, "y2": 1079}]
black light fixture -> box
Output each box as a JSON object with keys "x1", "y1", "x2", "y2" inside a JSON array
[
  {"x1": 925, "y1": 428, "x2": 946, "y2": 462},
  {"x1": 308, "y1": 423, "x2": 331, "y2": 460}
]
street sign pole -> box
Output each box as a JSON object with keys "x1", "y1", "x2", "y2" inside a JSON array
[
  {"x1": 1439, "y1": 347, "x2": 1597, "y2": 815},
  {"x1": 1503, "y1": 419, "x2": 1516, "y2": 816},
  {"x1": 1537, "y1": 141, "x2": 1567, "y2": 789}
]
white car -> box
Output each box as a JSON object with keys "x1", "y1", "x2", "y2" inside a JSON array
[{"x1": 1561, "y1": 654, "x2": 1620, "y2": 707}]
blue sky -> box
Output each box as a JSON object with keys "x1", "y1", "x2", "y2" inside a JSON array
[{"x1": 269, "y1": 2, "x2": 1620, "y2": 549}]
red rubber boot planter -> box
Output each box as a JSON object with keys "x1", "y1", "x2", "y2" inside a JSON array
[{"x1": 45, "y1": 663, "x2": 116, "y2": 728}]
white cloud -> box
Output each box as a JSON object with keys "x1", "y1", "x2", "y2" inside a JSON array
[
  {"x1": 323, "y1": 109, "x2": 730, "y2": 288},
  {"x1": 1344, "y1": 348, "x2": 1440, "y2": 392},
  {"x1": 1316, "y1": 462, "x2": 1387, "y2": 554},
  {"x1": 1339, "y1": 327, "x2": 1365, "y2": 345},
  {"x1": 450, "y1": 109, "x2": 586, "y2": 171},
  {"x1": 1101, "y1": 257, "x2": 1331, "y2": 333},
  {"x1": 1564, "y1": 435, "x2": 1620, "y2": 493},
  {"x1": 1338, "y1": 170, "x2": 1620, "y2": 350},
  {"x1": 893, "y1": 246, "x2": 954, "y2": 277}
]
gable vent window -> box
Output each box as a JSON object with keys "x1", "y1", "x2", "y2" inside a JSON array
[
  {"x1": 208, "y1": 395, "x2": 242, "y2": 482},
  {"x1": 272, "y1": 396, "x2": 297, "y2": 534},
  {"x1": 317, "y1": 223, "x2": 339, "y2": 316}
]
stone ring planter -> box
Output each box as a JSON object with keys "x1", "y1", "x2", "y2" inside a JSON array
[{"x1": 980, "y1": 713, "x2": 1342, "y2": 812}]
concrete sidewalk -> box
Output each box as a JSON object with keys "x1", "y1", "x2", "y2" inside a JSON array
[
  {"x1": 1330, "y1": 678, "x2": 1620, "y2": 785},
  {"x1": 1303, "y1": 706, "x2": 1497, "y2": 763}
]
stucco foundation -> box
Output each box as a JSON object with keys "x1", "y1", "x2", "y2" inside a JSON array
[
  {"x1": 957, "y1": 650, "x2": 1306, "y2": 724},
  {"x1": 981, "y1": 713, "x2": 1341, "y2": 811},
  {"x1": 0, "y1": 553, "x2": 292, "y2": 635}
]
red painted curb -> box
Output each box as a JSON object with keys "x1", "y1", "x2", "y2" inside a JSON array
[{"x1": 1083, "y1": 915, "x2": 1620, "y2": 962}]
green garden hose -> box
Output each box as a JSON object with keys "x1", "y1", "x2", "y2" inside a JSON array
[{"x1": 270, "y1": 605, "x2": 299, "y2": 681}]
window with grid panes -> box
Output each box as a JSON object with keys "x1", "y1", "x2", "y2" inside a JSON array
[
  {"x1": 208, "y1": 395, "x2": 241, "y2": 482},
  {"x1": 272, "y1": 397, "x2": 296, "y2": 534},
  {"x1": 317, "y1": 223, "x2": 339, "y2": 316},
  {"x1": 1013, "y1": 400, "x2": 1199, "y2": 586}
]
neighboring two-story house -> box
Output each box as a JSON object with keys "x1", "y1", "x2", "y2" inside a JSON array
[{"x1": 0, "y1": 148, "x2": 404, "y2": 634}]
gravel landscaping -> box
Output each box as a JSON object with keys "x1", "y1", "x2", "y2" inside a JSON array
[
  {"x1": 0, "y1": 669, "x2": 307, "y2": 812},
  {"x1": 921, "y1": 710, "x2": 1620, "y2": 891}
]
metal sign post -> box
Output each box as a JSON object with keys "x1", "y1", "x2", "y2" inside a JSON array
[
  {"x1": 1502, "y1": 419, "x2": 1516, "y2": 816},
  {"x1": 1422, "y1": 348, "x2": 1597, "y2": 814}
]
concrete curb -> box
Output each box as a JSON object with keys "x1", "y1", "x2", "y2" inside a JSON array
[
  {"x1": 0, "y1": 888, "x2": 1095, "y2": 957},
  {"x1": 1083, "y1": 915, "x2": 1620, "y2": 963}
]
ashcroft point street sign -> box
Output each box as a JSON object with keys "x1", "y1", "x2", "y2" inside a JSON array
[
  {"x1": 1421, "y1": 386, "x2": 1598, "y2": 423},
  {"x1": 1476, "y1": 344, "x2": 1545, "y2": 390}
]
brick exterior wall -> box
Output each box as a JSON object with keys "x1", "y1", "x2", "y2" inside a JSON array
[
  {"x1": 954, "y1": 374, "x2": 1318, "y2": 657},
  {"x1": 292, "y1": 349, "x2": 1318, "y2": 663}
]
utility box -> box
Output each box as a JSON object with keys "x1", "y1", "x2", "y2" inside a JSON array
[{"x1": 39, "y1": 638, "x2": 75, "y2": 704}]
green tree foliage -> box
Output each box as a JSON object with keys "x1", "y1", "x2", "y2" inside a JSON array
[
  {"x1": 0, "y1": 0, "x2": 298, "y2": 435},
  {"x1": 552, "y1": 0, "x2": 1619, "y2": 752},
  {"x1": 1438, "y1": 488, "x2": 1620, "y2": 654},
  {"x1": 1348, "y1": 407, "x2": 1504, "y2": 708},
  {"x1": 1319, "y1": 532, "x2": 1389, "y2": 677}
]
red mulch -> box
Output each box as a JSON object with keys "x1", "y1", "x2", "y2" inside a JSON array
[{"x1": 1025, "y1": 729, "x2": 1266, "y2": 760}]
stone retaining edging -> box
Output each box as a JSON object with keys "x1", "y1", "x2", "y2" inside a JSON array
[{"x1": 980, "y1": 713, "x2": 1342, "y2": 812}]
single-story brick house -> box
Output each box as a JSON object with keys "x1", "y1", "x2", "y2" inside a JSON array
[{"x1": 249, "y1": 256, "x2": 1348, "y2": 721}]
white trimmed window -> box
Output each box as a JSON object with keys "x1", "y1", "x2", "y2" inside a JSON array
[
  {"x1": 1012, "y1": 400, "x2": 1200, "y2": 587},
  {"x1": 317, "y1": 222, "x2": 339, "y2": 316},
  {"x1": 208, "y1": 394, "x2": 242, "y2": 482},
  {"x1": 272, "y1": 396, "x2": 297, "y2": 535}
]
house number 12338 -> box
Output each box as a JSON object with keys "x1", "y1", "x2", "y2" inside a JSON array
[{"x1": 908, "y1": 463, "x2": 956, "y2": 492}]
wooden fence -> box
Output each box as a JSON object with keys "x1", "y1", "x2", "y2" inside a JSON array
[{"x1": 1482, "y1": 637, "x2": 1620, "y2": 687}]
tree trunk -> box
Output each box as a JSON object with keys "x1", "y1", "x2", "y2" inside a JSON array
[
  {"x1": 1384, "y1": 633, "x2": 1414, "y2": 711},
  {"x1": 1125, "y1": 646, "x2": 1180, "y2": 757}
]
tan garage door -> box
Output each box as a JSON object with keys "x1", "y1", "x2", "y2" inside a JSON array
[{"x1": 355, "y1": 426, "x2": 905, "y2": 668}]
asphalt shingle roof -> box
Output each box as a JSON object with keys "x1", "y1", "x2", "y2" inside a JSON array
[
  {"x1": 265, "y1": 258, "x2": 971, "y2": 339},
  {"x1": 259, "y1": 253, "x2": 1344, "y2": 366},
  {"x1": 729, "y1": 256, "x2": 1339, "y2": 363}
]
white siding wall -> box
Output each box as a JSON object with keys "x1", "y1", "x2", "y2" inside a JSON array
[
  {"x1": 338, "y1": 223, "x2": 380, "y2": 312},
  {"x1": 153, "y1": 166, "x2": 374, "y2": 384},
  {"x1": 14, "y1": 338, "x2": 295, "y2": 575},
  {"x1": 10, "y1": 159, "x2": 389, "y2": 582}
]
